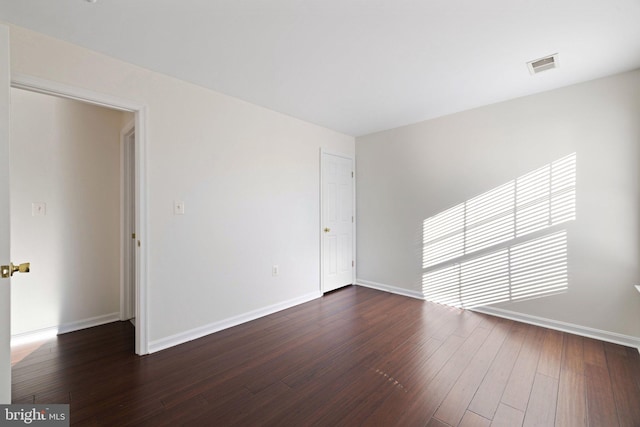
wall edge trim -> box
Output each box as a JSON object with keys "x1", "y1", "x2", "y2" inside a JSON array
[
  {"x1": 11, "y1": 312, "x2": 120, "y2": 346},
  {"x1": 471, "y1": 305, "x2": 640, "y2": 351},
  {"x1": 355, "y1": 279, "x2": 424, "y2": 300},
  {"x1": 148, "y1": 291, "x2": 322, "y2": 354}
]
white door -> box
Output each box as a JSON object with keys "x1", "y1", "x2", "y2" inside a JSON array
[
  {"x1": 0, "y1": 25, "x2": 11, "y2": 403},
  {"x1": 321, "y1": 151, "x2": 354, "y2": 293}
]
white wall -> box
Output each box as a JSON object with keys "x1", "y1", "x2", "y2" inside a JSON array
[
  {"x1": 5, "y1": 24, "x2": 355, "y2": 345},
  {"x1": 356, "y1": 70, "x2": 640, "y2": 340},
  {"x1": 10, "y1": 89, "x2": 128, "y2": 335}
]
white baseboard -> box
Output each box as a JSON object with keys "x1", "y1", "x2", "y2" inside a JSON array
[
  {"x1": 148, "y1": 291, "x2": 322, "y2": 354},
  {"x1": 11, "y1": 312, "x2": 120, "y2": 347},
  {"x1": 356, "y1": 279, "x2": 424, "y2": 300},
  {"x1": 57, "y1": 312, "x2": 121, "y2": 335},
  {"x1": 472, "y1": 306, "x2": 640, "y2": 351},
  {"x1": 355, "y1": 279, "x2": 640, "y2": 351}
]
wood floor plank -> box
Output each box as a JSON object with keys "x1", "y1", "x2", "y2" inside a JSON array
[
  {"x1": 370, "y1": 333, "x2": 465, "y2": 396},
  {"x1": 272, "y1": 301, "x2": 430, "y2": 401},
  {"x1": 431, "y1": 307, "x2": 481, "y2": 342},
  {"x1": 537, "y1": 329, "x2": 564, "y2": 379},
  {"x1": 137, "y1": 394, "x2": 212, "y2": 427},
  {"x1": 395, "y1": 326, "x2": 492, "y2": 426},
  {"x1": 476, "y1": 313, "x2": 501, "y2": 330},
  {"x1": 190, "y1": 381, "x2": 291, "y2": 426},
  {"x1": 606, "y1": 351, "x2": 640, "y2": 426},
  {"x1": 583, "y1": 337, "x2": 607, "y2": 368},
  {"x1": 450, "y1": 310, "x2": 486, "y2": 338},
  {"x1": 301, "y1": 367, "x2": 397, "y2": 426},
  {"x1": 357, "y1": 334, "x2": 465, "y2": 426},
  {"x1": 491, "y1": 403, "x2": 524, "y2": 427},
  {"x1": 555, "y1": 369, "x2": 586, "y2": 427},
  {"x1": 467, "y1": 322, "x2": 527, "y2": 419},
  {"x1": 555, "y1": 333, "x2": 586, "y2": 426},
  {"x1": 501, "y1": 326, "x2": 546, "y2": 411},
  {"x1": 9, "y1": 285, "x2": 640, "y2": 426},
  {"x1": 459, "y1": 411, "x2": 491, "y2": 427},
  {"x1": 585, "y1": 362, "x2": 619, "y2": 426},
  {"x1": 433, "y1": 320, "x2": 512, "y2": 426},
  {"x1": 371, "y1": 335, "x2": 444, "y2": 386},
  {"x1": 624, "y1": 346, "x2": 640, "y2": 387},
  {"x1": 425, "y1": 418, "x2": 450, "y2": 427},
  {"x1": 604, "y1": 342, "x2": 630, "y2": 358},
  {"x1": 523, "y1": 373, "x2": 559, "y2": 427},
  {"x1": 248, "y1": 364, "x2": 375, "y2": 426},
  {"x1": 561, "y1": 334, "x2": 584, "y2": 374}
]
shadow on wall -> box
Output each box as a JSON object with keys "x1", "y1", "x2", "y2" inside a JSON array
[{"x1": 422, "y1": 153, "x2": 576, "y2": 308}]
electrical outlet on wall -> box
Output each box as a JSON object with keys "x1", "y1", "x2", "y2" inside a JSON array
[{"x1": 272, "y1": 265, "x2": 279, "y2": 276}]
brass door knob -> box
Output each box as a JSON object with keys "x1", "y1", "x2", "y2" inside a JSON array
[
  {"x1": 13, "y1": 262, "x2": 30, "y2": 275},
  {"x1": 1, "y1": 262, "x2": 30, "y2": 278},
  {"x1": 324, "y1": 227, "x2": 331, "y2": 233}
]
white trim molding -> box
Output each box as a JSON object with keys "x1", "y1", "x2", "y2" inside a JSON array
[
  {"x1": 11, "y1": 73, "x2": 150, "y2": 356},
  {"x1": 356, "y1": 280, "x2": 424, "y2": 300},
  {"x1": 148, "y1": 291, "x2": 322, "y2": 354},
  {"x1": 11, "y1": 313, "x2": 120, "y2": 347},
  {"x1": 11, "y1": 74, "x2": 138, "y2": 113},
  {"x1": 472, "y1": 305, "x2": 640, "y2": 351},
  {"x1": 119, "y1": 121, "x2": 136, "y2": 322}
]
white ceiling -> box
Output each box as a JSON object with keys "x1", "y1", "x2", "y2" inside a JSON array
[{"x1": 1, "y1": 0, "x2": 639, "y2": 136}]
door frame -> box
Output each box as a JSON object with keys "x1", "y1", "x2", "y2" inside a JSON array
[
  {"x1": 11, "y1": 73, "x2": 150, "y2": 355},
  {"x1": 319, "y1": 148, "x2": 356, "y2": 293},
  {"x1": 120, "y1": 122, "x2": 136, "y2": 322},
  {"x1": 0, "y1": 25, "x2": 11, "y2": 403}
]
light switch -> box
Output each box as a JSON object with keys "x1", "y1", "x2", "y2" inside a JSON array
[
  {"x1": 174, "y1": 201, "x2": 185, "y2": 215},
  {"x1": 32, "y1": 202, "x2": 46, "y2": 217}
]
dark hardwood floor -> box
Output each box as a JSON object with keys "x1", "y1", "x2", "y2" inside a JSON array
[{"x1": 11, "y1": 286, "x2": 640, "y2": 426}]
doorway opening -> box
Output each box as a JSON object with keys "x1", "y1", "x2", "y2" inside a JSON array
[{"x1": 9, "y1": 74, "x2": 148, "y2": 356}]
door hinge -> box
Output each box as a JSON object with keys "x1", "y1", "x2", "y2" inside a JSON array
[
  {"x1": 132, "y1": 233, "x2": 136, "y2": 239},
  {"x1": 352, "y1": 260, "x2": 355, "y2": 267},
  {"x1": 351, "y1": 171, "x2": 354, "y2": 178},
  {"x1": 352, "y1": 216, "x2": 354, "y2": 223}
]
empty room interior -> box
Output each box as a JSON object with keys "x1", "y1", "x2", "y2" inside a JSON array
[{"x1": 1, "y1": 0, "x2": 640, "y2": 426}]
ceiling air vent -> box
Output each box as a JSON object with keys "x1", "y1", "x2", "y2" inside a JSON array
[{"x1": 527, "y1": 53, "x2": 559, "y2": 75}]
